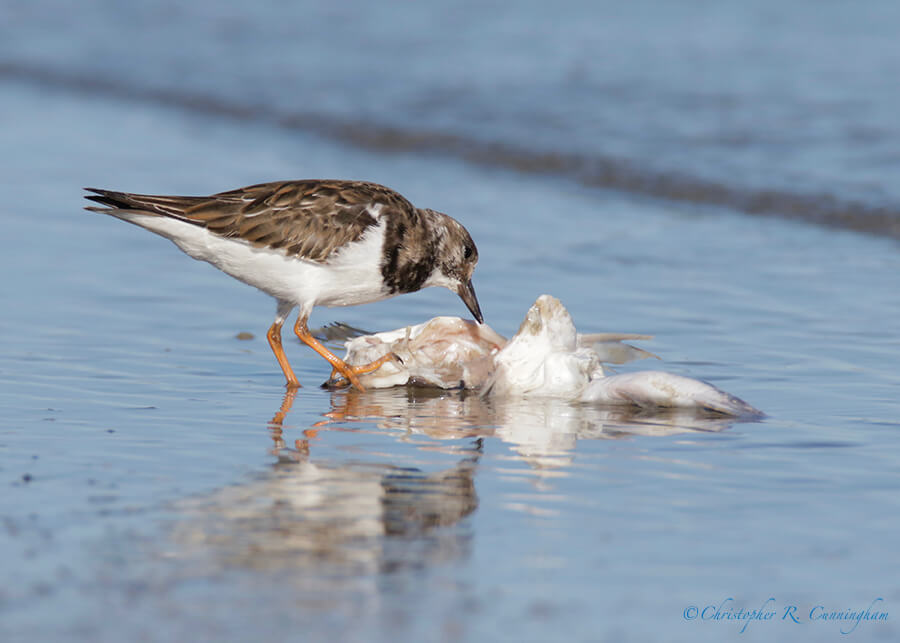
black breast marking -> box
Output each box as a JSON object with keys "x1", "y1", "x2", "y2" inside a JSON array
[{"x1": 381, "y1": 210, "x2": 437, "y2": 294}]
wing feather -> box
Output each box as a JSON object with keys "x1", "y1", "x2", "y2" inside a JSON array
[{"x1": 85, "y1": 180, "x2": 414, "y2": 263}]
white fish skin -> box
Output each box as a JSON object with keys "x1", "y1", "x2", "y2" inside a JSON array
[
  {"x1": 582, "y1": 371, "x2": 763, "y2": 417},
  {"x1": 482, "y1": 295, "x2": 597, "y2": 398},
  {"x1": 344, "y1": 316, "x2": 505, "y2": 389}
]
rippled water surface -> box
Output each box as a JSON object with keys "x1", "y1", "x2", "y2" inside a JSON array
[{"x1": 2, "y1": 2, "x2": 900, "y2": 642}]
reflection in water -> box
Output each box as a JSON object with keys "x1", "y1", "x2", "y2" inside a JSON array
[
  {"x1": 171, "y1": 390, "x2": 481, "y2": 579},
  {"x1": 173, "y1": 451, "x2": 479, "y2": 576},
  {"x1": 170, "y1": 388, "x2": 752, "y2": 580},
  {"x1": 320, "y1": 387, "x2": 750, "y2": 467}
]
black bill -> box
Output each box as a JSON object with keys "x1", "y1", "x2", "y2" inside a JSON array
[{"x1": 457, "y1": 279, "x2": 484, "y2": 323}]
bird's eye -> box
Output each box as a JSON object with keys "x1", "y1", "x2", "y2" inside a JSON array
[{"x1": 464, "y1": 245, "x2": 474, "y2": 260}]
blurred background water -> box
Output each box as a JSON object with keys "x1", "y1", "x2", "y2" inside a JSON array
[{"x1": 1, "y1": 1, "x2": 899, "y2": 641}]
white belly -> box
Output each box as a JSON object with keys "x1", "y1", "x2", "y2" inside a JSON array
[{"x1": 120, "y1": 213, "x2": 392, "y2": 308}]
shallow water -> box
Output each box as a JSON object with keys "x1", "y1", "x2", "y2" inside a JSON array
[{"x1": 3, "y1": 3, "x2": 900, "y2": 642}]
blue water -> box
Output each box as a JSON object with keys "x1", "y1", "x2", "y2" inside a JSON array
[{"x1": 2, "y1": 2, "x2": 900, "y2": 641}]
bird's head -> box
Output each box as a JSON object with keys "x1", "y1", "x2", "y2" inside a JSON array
[{"x1": 421, "y1": 209, "x2": 484, "y2": 324}]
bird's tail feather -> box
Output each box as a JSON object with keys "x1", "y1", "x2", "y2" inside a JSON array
[{"x1": 83, "y1": 188, "x2": 205, "y2": 220}]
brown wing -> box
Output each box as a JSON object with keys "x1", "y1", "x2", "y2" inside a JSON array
[{"x1": 85, "y1": 180, "x2": 415, "y2": 263}]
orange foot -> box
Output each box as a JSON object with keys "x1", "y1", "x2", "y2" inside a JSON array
[
  {"x1": 294, "y1": 316, "x2": 401, "y2": 391},
  {"x1": 325, "y1": 352, "x2": 400, "y2": 389}
]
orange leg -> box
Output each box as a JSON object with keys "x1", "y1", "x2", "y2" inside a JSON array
[
  {"x1": 293, "y1": 315, "x2": 394, "y2": 392},
  {"x1": 267, "y1": 317, "x2": 300, "y2": 389}
]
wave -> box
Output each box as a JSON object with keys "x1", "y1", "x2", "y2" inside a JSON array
[{"x1": 3, "y1": 60, "x2": 899, "y2": 240}]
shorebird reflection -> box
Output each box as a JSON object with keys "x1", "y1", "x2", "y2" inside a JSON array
[{"x1": 171, "y1": 389, "x2": 481, "y2": 575}]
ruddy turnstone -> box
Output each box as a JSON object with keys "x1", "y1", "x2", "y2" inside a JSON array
[{"x1": 84, "y1": 180, "x2": 483, "y2": 390}]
